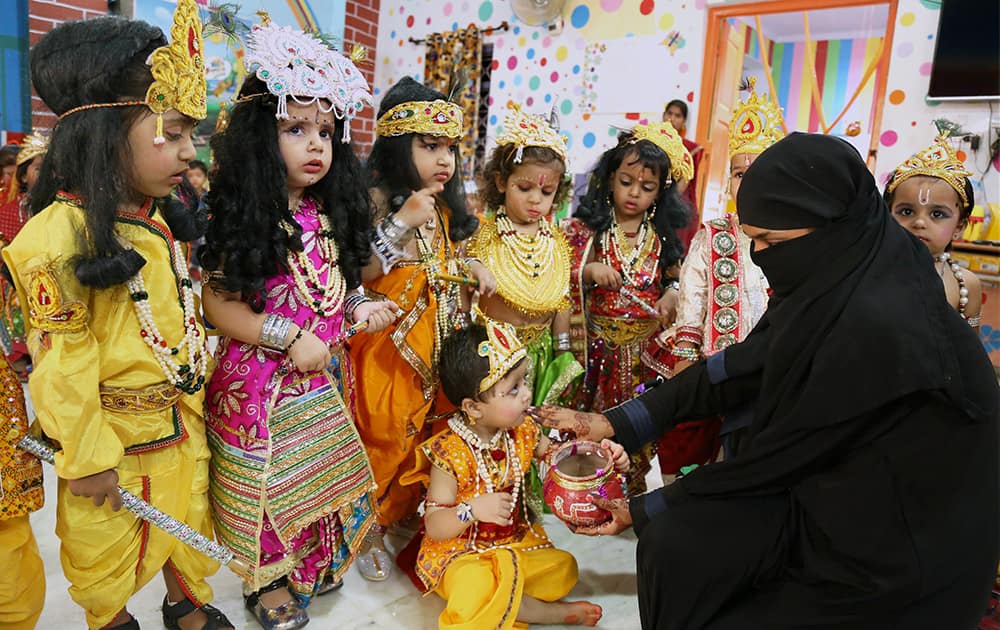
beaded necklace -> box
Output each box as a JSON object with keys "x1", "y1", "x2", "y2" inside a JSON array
[
  {"x1": 448, "y1": 415, "x2": 524, "y2": 545},
  {"x1": 414, "y1": 204, "x2": 461, "y2": 377},
  {"x1": 935, "y1": 252, "x2": 970, "y2": 320},
  {"x1": 600, "y1": 217, "x2": 655, "y2": 287},
  {"x1": 126, "y1": 235, "x2": 206, "y2": 395},
  {"x1": 284, "y1": 203, "x2": 346, "y2": 318}
]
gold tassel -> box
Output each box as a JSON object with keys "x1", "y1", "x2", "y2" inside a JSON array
[{"x1": 154, "y1": 113, "x2": 165, "y2": 145}]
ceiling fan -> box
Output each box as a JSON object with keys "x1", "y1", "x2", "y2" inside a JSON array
[{"x1": 511, "y1": 0, "x2": 566, "y2": 29}]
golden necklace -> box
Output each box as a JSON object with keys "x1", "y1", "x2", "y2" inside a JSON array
[{"x1": 471, "y1": 210, "x2": 570, "y2": 319}]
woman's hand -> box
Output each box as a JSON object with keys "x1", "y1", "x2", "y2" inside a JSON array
[
  {"x1": 67, "y1": 469, "x2": 122, "y2": 511},
  {"x1": 654, "y1": 288, "x2": 678, "y2": 326},
  {"x1": 583, "y1": 262, "x2": 623, "y2": 290},
  {"x1": 528, "y1": 405, "x2": 614, "y2": 442},
  {"x1": 395, "y1": 185, "x2": 443, "y2": 228},
  {"x1": 467, "y1": 259, "x2": 497, "y2": 297},
  {"x1": 287, "y1": 327, "x2": 331, "y2": 372},
  {"x1": 470, "y1": 491, "x2": 516, "y2": 526},
  {"x1": 601, "y1": 439, "x2": 630, "y2": 473},
  {"x1": 354, "y1": 300, "x2": 399, "y2": 333},
  {"x1": 573, "y1": 496, "x2": 632, "y2": 536}
]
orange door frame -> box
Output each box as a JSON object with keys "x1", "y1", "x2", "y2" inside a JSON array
[{"x1": 694, "y1": 0, "x2": 899, "y2": 216}]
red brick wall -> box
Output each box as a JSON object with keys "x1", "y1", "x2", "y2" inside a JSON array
[
  {"x1": 29, "y1": 0, "x2": 108, "y2": 130},
  {"x1": 343, "y1": 0, "x2": 380, "y2": 156}
]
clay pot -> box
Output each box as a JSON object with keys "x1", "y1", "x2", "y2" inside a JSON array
[{"x1": 543, "y1": 439, "x2": 626, "y2": 527}]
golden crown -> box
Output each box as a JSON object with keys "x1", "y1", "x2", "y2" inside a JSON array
[
  {"x1": 495, "y1": 104, "x2": 568, "y2": 165},
  {"x1": 16, "y1": 133, "x2": 48, "y2": 166},
  {"x1": 630, "y1": 122, "x2": 694, "y2": 183},
  {"x1": 56, "y1": 0, "x2": 206, "y2": 145},
  {"x1": 474, "y1": 310, "x2": 527, "y2": 394},
  {"x1": 728, "y1": 77, "x2": 784, "y2": 160},
  {"x1": 145, "y1": 0, "x2": 207, "y2": 142},
  {"x1": 375, "y1": 100, "x2": 464, "y2": 139},
  {"x1": 886, "y1": 136, "x2": 973, "y2": 207}
]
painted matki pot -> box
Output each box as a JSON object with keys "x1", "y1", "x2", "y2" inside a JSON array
[{"x1": 543, "y1": 439, "x2": 626, "y2": 527}]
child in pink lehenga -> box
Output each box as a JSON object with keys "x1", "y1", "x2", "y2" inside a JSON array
[{"x1": 199, "y1": 17, "x2": 397, "y2": 630}]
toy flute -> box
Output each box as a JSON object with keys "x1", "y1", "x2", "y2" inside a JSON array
[{"x1": 17, "y1": 434, "x2": 251, "y2": 578}]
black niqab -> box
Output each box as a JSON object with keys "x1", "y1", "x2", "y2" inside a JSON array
[{"x1": 675, "y1": 132, "x2": 994, "y2": 494}]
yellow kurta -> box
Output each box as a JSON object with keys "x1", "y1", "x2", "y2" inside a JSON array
[
  {"x1": 3, "y1": 196, "x2": 218, "y2": 629},
  {"x1": 0, "y1": 352, "x2": 44, "y2": 629},
  {"x1": 413, "y1": 420, "x2": 578, "y2": 629}
]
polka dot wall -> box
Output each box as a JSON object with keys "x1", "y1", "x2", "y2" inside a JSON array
[
  {"x1": 375, "y1": 0, "x2": 706, "y2": 172},
  {"x1": 876, "y1": 0, "x2": 997, "y2": 199},
  {"x1": 376, "y1": 0, "x2": 997, "y2": 202}
]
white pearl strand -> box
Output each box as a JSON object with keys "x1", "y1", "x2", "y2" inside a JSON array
[
  {"x1": 603, "y1": 217, "x2": 651, "y2": 287},
  {"x1": 447, "y1": 417, "x2": 522, "y2": 535},
  {"x1": 126, "y1": 238, "x2": 206, "y2": 394},
  {"x1": 935, "y1": 252, "x2": 969, "y2": 319},
  {"x1": 286, "y1": 210, "x2": 346, "y2": 318}
]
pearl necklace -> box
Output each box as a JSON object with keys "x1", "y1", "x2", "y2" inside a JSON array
[
  {"x1": 127, "y1": 237, "x2": 206, "y2": 395},
  {"x1": 935, "y1": 252, "x2": 970, "y2": 320},
  {"x1": 285, "y1": 207, "x2": 346, "y2": 318},
  {"x1": 602, "y1": 217, "x2": 655, "y2": 288},
  {"x1": 448, "y1": 415, "x2": 522, "y2": 511}
]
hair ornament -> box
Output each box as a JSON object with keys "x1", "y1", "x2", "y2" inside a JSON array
[{"x1": 243, "y1": 11, "x2": 372, "y2": 141}]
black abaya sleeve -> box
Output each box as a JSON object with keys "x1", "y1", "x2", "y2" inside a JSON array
[{"x1": 605, "y1": 350, "x2": 762, "y2": 454}]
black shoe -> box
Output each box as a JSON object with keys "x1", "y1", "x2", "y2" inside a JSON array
[
  {"x1": 106, "y1": 614, "x2": 140, "y2": 630},
  {"x1": 243, "y1": 577, "x2": 309, "y2": 630},
  {"x1": 162, "y1": 595, "x2": 234, "y2": 630},
  {"x1": 314, "y1": 572, "x2": 344, "y2": 597}
]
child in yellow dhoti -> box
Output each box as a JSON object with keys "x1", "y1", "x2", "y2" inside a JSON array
[
  {"x1": 0, "y1": 354, "x2": 44, "y2": 630},
  {"x1": 2, "y1": 3, "x2": 234, "y2": 629},
  {"x1": 410, "y1": 317, "x2": 628, "y2": 628}
]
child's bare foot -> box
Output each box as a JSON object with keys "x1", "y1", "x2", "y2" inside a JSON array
[{"x1": 517, "y1": 596, "x2": 603, "y2": 626}]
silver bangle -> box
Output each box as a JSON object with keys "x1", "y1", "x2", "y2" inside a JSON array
[
  {"x1": 259, "y1": 313, "x2": 292, "y2": 350},
  {"x1": 344, "y1": 291, "x2": 371, "y2": 324},
  {"x1": 555, "y1": 332, "x2": 571, "y2": 351},
  {"x1": 372, "y1": 223, "x2": 410, "y2": 272},
  {"x1": 381, "y1": 214, "x2": 414, "y2": 244},
  {"x1": 665, "y1": 279, "x2": 680, "y2": 291}
]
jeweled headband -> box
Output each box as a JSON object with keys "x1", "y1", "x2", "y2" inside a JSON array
[{"x1": 375, "y1": 100, "x2": 464, "y2": 139}]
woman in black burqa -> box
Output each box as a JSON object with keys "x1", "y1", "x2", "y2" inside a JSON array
[{"x1": 533, "y1": 132, "x2": 998, "y2": 629}]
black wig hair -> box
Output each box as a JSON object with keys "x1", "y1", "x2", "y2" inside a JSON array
[
  {"x1": 366, "y1": 76, "x2": 478, "y2": 241},
  {"x1": 478, "y1": 144, "x2": 571, "y2": 212},
  {"x1": 664, "y1": 99, "x2": 688, "y2": 119},
  {"x1": 29, "y1": 17, "x2": 206, "y2": 288},
  {"x1": 575, "y1": 132, "x2": 691, "y2": 274},
  {"x1": 200, "y1": 75, "x2": 373, "y2": 313},
  {"x1": 882, "y1": 172, "x2": 975, "y2": 222},
  {"x1": 439, "y1": 324, "x2": 491, "y2": 405}
]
